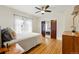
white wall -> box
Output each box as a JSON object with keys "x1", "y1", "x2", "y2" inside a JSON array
[
  {"x1": 0, "y1": 5, "x2": 79, "y2": 40},
  {"x1": 40, "y1": 5, "x2": 76, "y2": 40},
  {"x1": 40, "y1": 13, "x2": 65, "y2": 40},
  {"x1": 32, "y1": 17, "x2": 40, "y2": 33},
  {"x1": 0, "y1": 6, "x2": 40, "y2": 33},
  {"x1": 64, "y1": 9, "x2": 79, "y2": 32},
  {"x1": 75, "y1": 15, "x2": 79, "y2": 31},
  {"x1": 0, "y1": 6, "x2": 14, "y2": 29}
]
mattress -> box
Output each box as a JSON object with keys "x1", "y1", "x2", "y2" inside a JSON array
[
  {"x1": 4, "y1": 32, "x2": 40, "y2": 46},
  {"x1": 16, "y1": 33, "x2": 40, "y2": 40}
]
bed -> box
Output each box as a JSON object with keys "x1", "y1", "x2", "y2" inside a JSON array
[{"x1": 4, "y1": 32, "x2": 41, "y2": 52}]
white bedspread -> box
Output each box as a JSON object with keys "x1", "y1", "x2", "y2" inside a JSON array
[
  {"x1": 4, "y1": 32, "x2": 40, "y2": 46},
  {"x1": 16, "y1": 33, "x2": 40, "y2": 40}
]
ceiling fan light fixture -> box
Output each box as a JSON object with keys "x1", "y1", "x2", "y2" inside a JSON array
[
  {"x1": 41, "y1": 10, "x2": 45, "y2": 14},
  {"x1": 35, "y1": 5, "x2": 51, "y2": 14}
]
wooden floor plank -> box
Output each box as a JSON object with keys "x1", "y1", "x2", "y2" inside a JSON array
[{"x1": 25, "y1": 38, "x2": 62, "y2": 54}]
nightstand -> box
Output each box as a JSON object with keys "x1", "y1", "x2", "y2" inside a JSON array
[
  {"x1": 0, "y1": 48, "x2": 8, "y2": 54},
  {"x1": 0, "y1": 43, "x2": 25, "y2": 54}
]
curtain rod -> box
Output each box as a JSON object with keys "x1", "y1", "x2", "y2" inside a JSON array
[{"x1": 13, "y1": 14, "x2": 32, "y2": 19}]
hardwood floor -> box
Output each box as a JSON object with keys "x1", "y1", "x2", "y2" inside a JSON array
[{"x1": 24, "y1": 37, "x2": 62, "y2": 54}]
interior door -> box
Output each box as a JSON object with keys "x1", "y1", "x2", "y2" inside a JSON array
[
  {"x1": 41, "y1": 21, "x2": 45, "y2": 37},
  {"x1": 51, "y1": 20, "x2": 57, "y2": 39}
]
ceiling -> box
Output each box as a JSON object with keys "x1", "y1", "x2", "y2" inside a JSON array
[{"x1": 6, "y1": 5, "x2": 74, "y2": 19}]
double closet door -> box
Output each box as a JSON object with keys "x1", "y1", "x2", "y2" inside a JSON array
[{"x1": 41, "y1": 20, "x2": 57, "y2": 39}]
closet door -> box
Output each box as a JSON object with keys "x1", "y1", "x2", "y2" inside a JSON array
[
  {"x1": 41, "y1": 21, "x2": 45, "y2": 37},
  {"x1": 51, "y1": 20, "x2": 57, "y2": 39}
]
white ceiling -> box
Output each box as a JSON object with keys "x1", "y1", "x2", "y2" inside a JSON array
[{"x1": 6, "y1": 5, "x2": 74, "y2": 19}]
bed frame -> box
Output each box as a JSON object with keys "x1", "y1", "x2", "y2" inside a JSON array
[
  {"x1": 17, "y1": 35, "x2": 41, "y2": 52},
  {"x1": 4, "y1": 33, "x2": 41, "y2": 53}
]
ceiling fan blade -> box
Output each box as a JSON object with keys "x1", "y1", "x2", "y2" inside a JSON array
[
  {"x1": 35, "y1": 7, "x2": 41, "y2": 10},
  {"x1": 35, "y1": 11, "x2": 40, "y2": 13},
  {"x1": 45, "y1": 10, "x2": 52, "y2": 12},
  {"x1": 45, "y1": 5, "x2": 49, "y2": 9}
]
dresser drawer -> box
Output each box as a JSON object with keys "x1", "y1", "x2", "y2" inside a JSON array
[{"x1": 62, "y1": 35, "x2": 74, "y2": 54}]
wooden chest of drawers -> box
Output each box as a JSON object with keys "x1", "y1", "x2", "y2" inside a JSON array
[{"x1": 62, "y1": 31, "x2": 79, "y2": 54}]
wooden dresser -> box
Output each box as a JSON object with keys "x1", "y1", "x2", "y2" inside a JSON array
[{"x1": 62, "y1": 31, "x2": 79, "y2": 54}]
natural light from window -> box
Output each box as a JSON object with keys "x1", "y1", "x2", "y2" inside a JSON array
[{"x1": 14, "y1": 15, "x2": 32, "y2": 34}]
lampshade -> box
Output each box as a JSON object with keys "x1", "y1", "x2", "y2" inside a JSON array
[{"x1": 72, "y1": 5, "x2": 79, "y2": 15}]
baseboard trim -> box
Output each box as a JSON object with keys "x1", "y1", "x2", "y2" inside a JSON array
[{"x1": 57, "y1": 37, "x2": 62, "y2": 40}]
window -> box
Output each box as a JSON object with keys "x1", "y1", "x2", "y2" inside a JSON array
[{"x1": 14, "y1": 14, "x2": 32, "y2": 34}]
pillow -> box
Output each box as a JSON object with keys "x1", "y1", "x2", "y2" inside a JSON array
[
  {"x1": 1, "y1": 28, "x2": 13, "y2": 42},
  {"x1": 7, "y1": 28, "x2": 16, "y2": 39}
]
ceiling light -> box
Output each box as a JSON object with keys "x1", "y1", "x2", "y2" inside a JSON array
[{"x1": 41, "y1": 11, "x2": 45, "y2": 14}]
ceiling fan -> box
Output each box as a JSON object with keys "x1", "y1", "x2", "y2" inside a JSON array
[{"x1": 35, "y1": 5, "x2": 52, "y2": 14}]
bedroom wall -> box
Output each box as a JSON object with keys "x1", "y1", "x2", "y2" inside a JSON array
[
  {"x1": 0, "y1": 6, "x2": 40, "y2": 33},
  {"x1": 32, "y1": 18, "x2": 40, "y2": 33},
  {"x1": 0, "y1": 5, "x2": 79, "y2": 40},
  {"x1": 55, "y1": 5, "x2": 79, "y2": 39},
  {"x1": 40, "y1": 13, "x2": 65, "y2": 40},
  {"x1": 40, "y1": 5, "x2": 75, "y2": 40},
  {"x1": 64, "y1": 6, "x2": 79, "y2": 32}
]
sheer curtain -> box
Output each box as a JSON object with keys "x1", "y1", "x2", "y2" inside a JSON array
[{"x1": 14, "y1": 14, "x2": 32, "y2": 34}]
